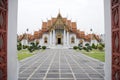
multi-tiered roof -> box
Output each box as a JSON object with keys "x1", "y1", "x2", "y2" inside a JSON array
[{"x1": 18, "y1": 13, "x2": 101, "y2": 42}]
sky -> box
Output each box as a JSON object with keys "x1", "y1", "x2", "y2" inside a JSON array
[{"x1": 17, "y1": 0, "x2": 104, "y2": 35}]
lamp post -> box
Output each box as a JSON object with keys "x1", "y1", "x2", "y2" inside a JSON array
[
  {"x1": 90, "y1": 28, "x2": 92, "y2": 46},
  {"x1": 26, "y1": 28, "x2": 29, "y2": 45}
]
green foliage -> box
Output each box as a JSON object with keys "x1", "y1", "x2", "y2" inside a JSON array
[
  {"x1": 78, "y1": 47, "x2": 82, "y2": 50},
  {"x1": 17, "y1": 46, "x2": 22, "y2": 51},
  {"x1": 17, "y1": 42, "x2": 22, "y2": 51},
  {"x1": 83, "y1": 47, "x2": 87, "y2": 50},
  {"x1": 78, "y1": 43, "x2": 83, "y2": 47},
  {"x1": 85, "y1": 43, "x2": 90, "y2": 46},
  {"x1": 87, "y1": 46, "x2": 92, "y2": 51},
  {"x1": 99, "y1": 43, "x2": 105, "y2": 47},
  {"x1": 98, "y1": 44, "x2": 103, "y2": 51},
  {"x1": 18, "y1": 50, "x2": 33, "y2": 60},
  {"x1": 80, "y1": 49, "x2": 105, "y2": 62},
  {"x1": 92, "y1": 43, "x2": 95, "y2": 49},
  {"x1": 86, "y1": 48, "x2": 89, "y2": 52},
  {"x1": 28, "y1": 42, "x2": 41, "y2": 52},
  {"x1": 73, "y1": 46, "x2": 78, "y2": 50},
  {"x1": 83, "y1": 44, "x2": 92, "y2": 52},
  {"x1": 42, "y1": 46, "x2": 46, "y2": 49},
  {"x1": 28, "y1": 46, "x2": 34, "y2": 52},
  {"x1": 23, "y1": 45, "x2": 28, "y2": 49}
]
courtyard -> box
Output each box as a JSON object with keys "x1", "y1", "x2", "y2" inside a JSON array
[{"x1": 18, "y1": 49, "x2": 104, "y2": 80}]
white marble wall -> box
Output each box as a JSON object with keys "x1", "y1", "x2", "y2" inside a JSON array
[
  {"x1": 91, "y1": 40, "x2": 98, "y2": 45},
  {"x1": 8, "y1": 0, "x2": 18, "y2": 80},
  {"x1": 41, "y1": 33, "x2": 49, "y2": 47},
  {"x1": 104, "y1": 0, "x2": 112, "y2": 80},
  {"x1": 21, "y1": 39, "x2": 28, "y2": 46}
]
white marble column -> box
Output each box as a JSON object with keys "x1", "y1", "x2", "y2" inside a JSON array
[
  {"x1": 64, "y1": 29, "x2": 65, "y2": 45},
  {"x1": 51, "y1": 30, "x2": 53, "y2": 45},
  {"x1": 66, "y1": 31, "x2": 67, "y2": 44},
  {"x1": 53, "y1": 29, "x2": 55, "y2": 45},
  {"x1": 64, "y1": 29, "x2": 66, "y2": 46},
  {"x1": 67, "y1": 31, "x2": 69, "y2": 46},
  {"x1": 52, "y1": 30, "x2": 54, "y2": 45},
  {"x1": 50, "y1": 31, "x2": 52, "y2": 45}
]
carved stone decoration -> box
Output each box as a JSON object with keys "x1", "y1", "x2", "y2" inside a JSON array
[
  {"x1": 0, "y1": 0, "x2": 4, "y2": 7},
  {"x1": 0, "y1": 35, "x2": 3, "y2": 49},
  {"x1": 114, "y1": 8, "x2": 119, "y2": 28},
  {"x1": 112, "y1": 0, "x2": 120, "y2": 80},
  {"x1": 115, "y1": 34, "x2": 119, "y2": 50},
  {"x1": 0, "y1": 13, "x2": 3, "y2": 26},
  {"x1": 112, "y1": 0, "x2": 119, "y2": 6},
  {"x1": 115, "y1": 72, "x2": 120, "y2": 80},
  {"x1": 112, "y1": 7, "x2": 119, "y2": 29},
  {"x1": 113, "y1": 31, "x2": 119, "y2": 52},
  {"x1": 0, "y1": 0, "x2": 7, "y2": 80},
  {"x1": 0, "y1": 70, "x2": 2, "y2": 79}
]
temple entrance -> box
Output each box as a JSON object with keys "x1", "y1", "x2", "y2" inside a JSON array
[
  {"x1": 58, "y1": 38, "x2": 61, "y2": 44},
  {"x1": 56, "y1": 32, "x2": 63, "y2": 45}
]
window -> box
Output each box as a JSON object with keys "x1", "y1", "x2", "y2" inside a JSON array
[
  {"x1": 44, "y1": 37, "x2": 47, "y2": 43},
  {"x1": 71, "y1": 37, "x2": 75, "y2": 43}
]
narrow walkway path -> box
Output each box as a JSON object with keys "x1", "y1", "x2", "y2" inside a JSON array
[{"x1": 18, "y1": 49, "x2": 105, "y2": 80}]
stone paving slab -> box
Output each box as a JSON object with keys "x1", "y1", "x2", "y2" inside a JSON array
[{"x1": 18, "y1": 49, "x2": 105, "y2": 80}]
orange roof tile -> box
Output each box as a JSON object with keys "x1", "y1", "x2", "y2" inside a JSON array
[
  {"x1": 52, "y1": 18, "x2": 57, "y2": 23},
  {"x1": 63, "y1": 18, "x2": 67, "y2": 23},
  {"x1": 71, "y1": 22, "x2": 77, "y2": 29},
  {"x1": 67, "y1": 20, "x2": 71, "y2": 26},
  {"x1": 34, "y1": 31, "x2": 40, "y2": 39},
  {"x1": 47, "y1": 20, "x2": 52, "y2": 27},
  {"x1": 42, "y1": 22, "x2": 47, "y2": 28},
  {"x1": 42, "y1": 22, "x2": 48, "y2": 32}
]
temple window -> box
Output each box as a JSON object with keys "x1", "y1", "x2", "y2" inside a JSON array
[
  {"x1": 71, "y1": 37, "x2": 75, "y2": 43},
  {"x1": 44, "y1": 37, "x2": 47, "y2": 43}
]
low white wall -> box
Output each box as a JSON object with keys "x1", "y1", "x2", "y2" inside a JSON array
[
  {"x1": 7, "y1": 0, "x2": 18, "y2": 80},
  {"x1": 104, "y1": 0, "x2": 112, "y2": 80},
  {"x1": 91, "y1": 40, "x2": 98, "y2": 45},
  {"x1": 83, "y1": 41, "x2": 90, "y2": 46}
]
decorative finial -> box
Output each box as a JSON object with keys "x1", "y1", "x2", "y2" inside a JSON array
[{"x1": 57, "y1": 8, "x2": 62, "y2": 18}]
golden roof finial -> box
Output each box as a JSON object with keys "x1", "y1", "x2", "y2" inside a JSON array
[{"x1": 57, "y1": 8, "x2": 62, "y2": 18}]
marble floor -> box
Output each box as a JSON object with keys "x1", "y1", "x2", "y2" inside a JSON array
[{"x1": 18, "y1": 49, "x2": 104, "y2": 80}]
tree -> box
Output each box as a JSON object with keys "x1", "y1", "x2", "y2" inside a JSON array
[
  {"x1": 98, "y1": 44, "x2": 103, "y2": 51},
  {"x1": 17, "y1": 42, "x2": 22, "y2": 51},
  {"x1": 92, "y1": 43, "x2": 96, "y2": 49}
]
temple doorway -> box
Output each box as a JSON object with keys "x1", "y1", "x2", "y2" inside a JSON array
[
  {"x1": 58, "y1": 38, "x2": 61, "y2": 44},
  {"x1": 56, "y1": 32, "x2": 63, "y2": 45}
]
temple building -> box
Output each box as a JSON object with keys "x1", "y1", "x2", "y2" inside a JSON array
[{"x1": 18, "y1": 13, "x2": 101, "y2": 49}]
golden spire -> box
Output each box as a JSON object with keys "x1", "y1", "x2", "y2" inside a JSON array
[{"x1": 57, "y1": 8, "x2": 62, "y2": 18}]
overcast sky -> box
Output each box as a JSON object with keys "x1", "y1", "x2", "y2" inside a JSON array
[{"x1": 17, "y1": 0, "x2": 104, "y2": 35}]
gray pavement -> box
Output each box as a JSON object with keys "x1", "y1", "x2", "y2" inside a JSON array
[{"x1": 18, "y1": 49, "x2": 105, "y2": 80}]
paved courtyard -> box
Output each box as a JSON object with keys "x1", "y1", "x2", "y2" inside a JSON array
[{"x1": 18, "y1": 49, "x2": 105, "y2": 80}]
